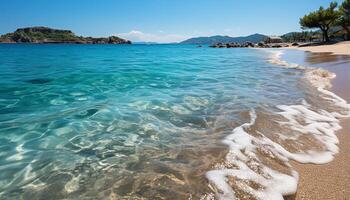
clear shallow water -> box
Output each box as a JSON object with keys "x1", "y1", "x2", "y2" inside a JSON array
[
  {"x1": 281, "y1": 50, "x2": 350, "y2": 101},
  {"x1": 0, "y1": 44, "x2": 344, "y2": 199}
]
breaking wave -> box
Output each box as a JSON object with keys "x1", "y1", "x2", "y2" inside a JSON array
[{"x1": 204, "y1": 50, "x2": 350, "y2": 200}]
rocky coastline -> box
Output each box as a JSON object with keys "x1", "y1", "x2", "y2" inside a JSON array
[
  {"x1": 0, "y1": 27, "x2": 131, "y2": 44},
  {"x1": 209, "y1": 41, "x2": 298, "y2": 48}
]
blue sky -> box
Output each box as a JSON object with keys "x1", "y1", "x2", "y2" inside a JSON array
[{"x1": 0, "y1": 0, "x2": 342, "y2": 43}]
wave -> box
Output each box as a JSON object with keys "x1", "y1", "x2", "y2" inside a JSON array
[
  {"x1": 204, "y1": 50, "x2": 350, "y2": 200},
  {"x1": 267, "y1": 50, "x2": 337, "y2": 89}
]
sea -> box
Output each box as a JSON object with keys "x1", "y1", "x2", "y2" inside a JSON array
[{"x1": 0, "y1": 44, "x2": 349, "y2": 200}]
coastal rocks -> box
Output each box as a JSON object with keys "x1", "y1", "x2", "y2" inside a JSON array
[
  {"x1": 84, "y1": 36, "x2": 132, "y2": 44},
  {"x1": 257, "y1": 42, "x2": 266, "y2": 47},
  {"x1": 209, "y1": 41, "x2": 290, "y2": 49},
  {"x1": 0, "y1": 26, "x2": 132, "y2": 44},
  {"x1": 210, "y1": 42, "x2": 251, "y2": 48},
  {"x1": 209, "y1": 43, "x2": 226, "y2": 48},
  {"x1": 243, "y1": 41, "x2": 255, "y2": 47},
  {"x1": 227, "y1": 43, "x2": 241, "y2": 48},
  {"x1": 271, "y1": 44, "x2": 282, "y2": 48}
]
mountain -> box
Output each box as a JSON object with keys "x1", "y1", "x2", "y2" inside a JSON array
[
  {"x1": 0, "y1": 27, "x2": 131, "y2": 44},
  {"x1": 180, "y1": 33, "x2": 268, "y2": 44}
]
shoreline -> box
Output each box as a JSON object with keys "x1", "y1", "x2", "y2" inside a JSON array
[
  {"x1": 287, "y1": 41, "x2": 350, "y2": 56},
  {"x1": 284, "y1": 44, "x2": 350, "y2": 199},
  {"x1": 292, "y1": 119, "x2": 350, "y2": 199},
  {"x1": 204, "y1": 47, "x2": 350, "y2": 200}
]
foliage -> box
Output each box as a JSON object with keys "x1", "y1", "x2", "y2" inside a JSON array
[
  {"x1": 281, "y1": 31, "x2": 320, "y2": 42},
  {"x1": 338, "y1": 0, "x2": 350, "y2": 39},
  {"x1": 339, "y1": 0, "x2": 350, "y2": 22},
  {"x1": 300, "y1": 2, "x2": 340, "y2": 42}
]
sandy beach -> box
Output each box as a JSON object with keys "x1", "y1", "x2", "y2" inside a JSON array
[
  {"x1": 289, "y1": 41, "x2": 350, "y2": 56},
  {"x1": 293, "y1": 119, "x2": 350, "y2": 199},
  {"x1": 289, "y1": 43, "x2": 350, "y2": 200}
]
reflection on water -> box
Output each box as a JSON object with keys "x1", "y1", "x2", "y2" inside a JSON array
[
  {"x1": 304, "y1": 52, "x2": 350, "y2": 64},
  {"x1": 0, "y1": 44, "x2": 341, "y2": 199},
  {"x1": 202, "y1": 49, "x2": 350, "y2": 200},
  {"x1": 283, "y1": 50, "x2": 350, "y2": 101}
]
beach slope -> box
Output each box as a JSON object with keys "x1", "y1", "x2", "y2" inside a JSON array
[
  {"x1": 290, "y1": 41, "x2": 350, "y2": 56},
  {"x1": 289, "y1": 42, "x2": 350, "y2": 200}
]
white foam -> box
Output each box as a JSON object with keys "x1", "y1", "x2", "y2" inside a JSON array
[
  {"x1": 267, "y1": 50, "x2": 336, "y2": 89},
  {"x1": 266, "y1": 50, "x2": 307, "y2": 70},
  {"x1": 205, "y1": 50, "x2": 350, "y2": 200},
  {"x1": 206, "y1": 111, "x2": 298, "y2": 200}
]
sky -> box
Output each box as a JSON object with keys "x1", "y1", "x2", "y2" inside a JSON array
[{"x1": 0, "y1": 0, "x2": 343, "y2": 43}]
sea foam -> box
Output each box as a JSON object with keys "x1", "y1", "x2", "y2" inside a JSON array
[{"x1": 204, "y1": 50, "x2": 350, "y2": 200}]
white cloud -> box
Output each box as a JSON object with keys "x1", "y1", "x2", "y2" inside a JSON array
[{"x1": 116, "y1": 30, "x2": 189, "y2": 43}]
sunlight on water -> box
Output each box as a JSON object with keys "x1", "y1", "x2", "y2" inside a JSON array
[{"x1": 0, "y1": 44, "x2": 308, "y2": 199}]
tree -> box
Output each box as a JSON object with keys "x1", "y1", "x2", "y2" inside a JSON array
[
  {"x1": 338, "y1": 0, "x2": 350, "y2": 40},
  {"x1": 281, "y1": 31, "x2": 316, "y2": 43},
  {"x1": 300, "y1": 2, "x2": 340, "y2": 42}
]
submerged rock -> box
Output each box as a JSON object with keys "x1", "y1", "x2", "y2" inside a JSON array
[{"x1": 26, "y1": 78, "x2": 52, "y2": 84}]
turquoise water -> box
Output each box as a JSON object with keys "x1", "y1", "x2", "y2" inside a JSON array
[{"x1": 0, "y1": 44, "x2": 307, "y2": 199}]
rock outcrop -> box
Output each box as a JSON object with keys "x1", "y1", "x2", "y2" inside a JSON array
[
  {"x1": 0, "y1": 27, "x2": 132, "y2": 44},
  {"x1": 209, "y1": 41, "x2": 290, "y2": 48}
]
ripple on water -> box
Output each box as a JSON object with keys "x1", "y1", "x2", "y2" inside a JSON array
[
  {"x1": 50, "y1": 99, "x2": 68, "y2": 105},
  {"x1": 0, "y1": 45, "x2": 336, "y2": 199}
]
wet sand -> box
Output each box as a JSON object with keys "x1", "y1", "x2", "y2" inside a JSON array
[
  {"x1": 292, "y1": 119, "x2": 350, "y2": 200},
  {"x1": 303, "y1": 52, "x2": 350, "y2": 100},
  {"x1": 291, "y1": 50, "x2": 350, "y2": 200}
]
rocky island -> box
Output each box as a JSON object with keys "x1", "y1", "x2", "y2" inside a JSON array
[{"x1": 0, "y1": 26, "x2": 131, "y2": 44}]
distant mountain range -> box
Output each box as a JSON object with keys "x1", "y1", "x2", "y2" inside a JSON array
[
  {"x1": 0, "y1": 27, "x2": 131, "y2": 44},
  {"x1": 180, "y1": 33, "x2": 268, "y2": 44}
]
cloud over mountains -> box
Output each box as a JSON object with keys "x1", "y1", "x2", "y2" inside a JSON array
[{"x1": 116, "y1": 30, "x2": 188, "y2": 43}]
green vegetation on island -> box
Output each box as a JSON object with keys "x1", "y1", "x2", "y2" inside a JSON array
[
  {"x1": 338, "y1": 0, "x2": 350, "y2": 39},
  {"x1": 0, "y1": 27, "x2": 131, "y2": 44}
]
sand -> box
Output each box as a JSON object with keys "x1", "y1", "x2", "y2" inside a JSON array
[
  {"x1": 292, "y1": 119, "x2": 350, "y2": 200},
  {"x1": 289, "y1": 41, "x2": 350, "y2": 56},
  {"x1": 289, "y1": 44, "x2": 350, "y2": 200}
]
